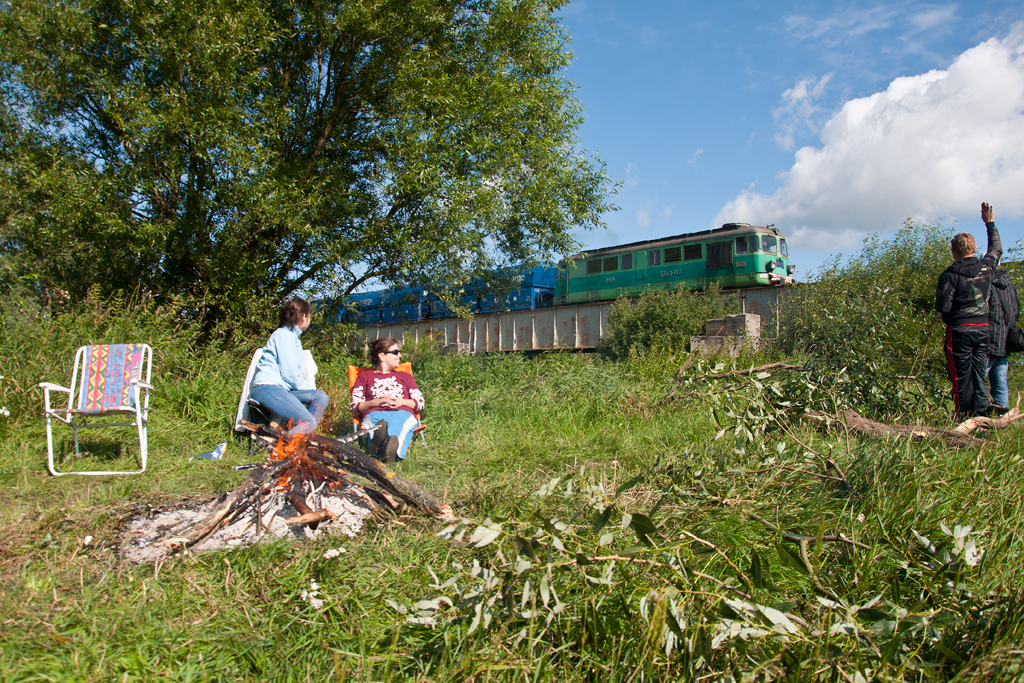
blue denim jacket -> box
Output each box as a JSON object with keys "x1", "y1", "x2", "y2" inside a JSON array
[{"x1": 252, "y1": 325, "x2": 310, "y2": 391}]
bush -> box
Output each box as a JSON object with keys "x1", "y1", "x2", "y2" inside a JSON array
[
  {"x1": 773, "y1": 221, "x2": 1023, "y2": 418},
  {"x1": 600, "y1": 282, "x2": 739, "y2": 360}
]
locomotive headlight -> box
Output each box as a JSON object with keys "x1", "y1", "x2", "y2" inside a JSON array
[{"x1": 787, "y1": 265, "x2": 796, "y2": 275}]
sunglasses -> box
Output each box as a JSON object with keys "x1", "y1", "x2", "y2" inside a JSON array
[{"x1": 382, "y1": 349, "x2": 402, "y2": 356}]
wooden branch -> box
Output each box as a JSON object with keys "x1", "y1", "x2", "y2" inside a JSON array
[
  {"x1": 284, "y1": 509, "x2": 335, "y2": 526},
  {"x1": 183, "y1": 458, "x2": 293, "y2": 547},
  {"x1": 589, "y1": 555, "x2": 752, "y2": 600},
  {"x1": 800, "y1": 409, "x2": 1012, "y2": 448},
  {"x1": 701, "y1": 362, "x2": 806, "y2": 380},
  {"x1": 748, "y1": 513, "x2": 871, "y2": 550},
  {"x1": 659, "y1": 362, "x2": 805, "y2": 405},
  {"x1": 308, "y1": 434, "x2": 454, "y2": 520},
  {"x1": 951, "y1": 394, "x2": 1023, "y2": 436}
]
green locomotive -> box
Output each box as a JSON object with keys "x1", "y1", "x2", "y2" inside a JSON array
[{"x1": 554, "y1": 223, "x2": 794, "y2": 305}]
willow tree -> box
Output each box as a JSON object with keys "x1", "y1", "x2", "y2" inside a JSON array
[{"x1": 0, "y1": 0, "x2": 611, "y2": 320}]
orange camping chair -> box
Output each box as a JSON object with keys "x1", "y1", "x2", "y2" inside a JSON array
[{"x1": 347, "y1": 363, "x2": 427, "y2": 447}]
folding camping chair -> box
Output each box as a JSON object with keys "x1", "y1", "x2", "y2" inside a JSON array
[
  {"x1": 39, "y1": 344, "x2": 153, "y2": 476},
  {"x1": 347, "y1": 363, "x2": 427, "y2": 448},
  {"x1": 234, "y1": 349, "x2": 272, "y2": 433}
]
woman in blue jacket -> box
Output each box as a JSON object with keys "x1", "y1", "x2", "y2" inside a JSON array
[{"x1": 250, "y1": 299, "x2": 329, "y2": 436}]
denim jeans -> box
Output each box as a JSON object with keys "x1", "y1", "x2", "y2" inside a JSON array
[
  {"x1": 361, "y1": 410, "x2": 418, "y2": 459},
  {"x1": 987, "y1": 355, "x2": 1009, "y2": 408},
  {"x1": 250, "y1": 384, "x2": 329, "y2": 436}
]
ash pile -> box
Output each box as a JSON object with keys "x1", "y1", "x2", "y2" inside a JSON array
[{"x1": 123, "y1": 423, "x2": 453, "y2": 564}]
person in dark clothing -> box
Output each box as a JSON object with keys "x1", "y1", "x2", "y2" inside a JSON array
[
  {"x1": 986, "y1": 265, "x2": 1020, "y2": 412},
  {"x1": 935, "y1": 202, "x2": 1002, "y2": 418}
]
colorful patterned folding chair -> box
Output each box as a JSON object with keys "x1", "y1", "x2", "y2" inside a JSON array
[{"x1": 39, "y1": 344, "x2": 153, "y2": 476}]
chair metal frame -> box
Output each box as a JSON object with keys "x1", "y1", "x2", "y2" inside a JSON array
[{"x1": 40, "y1": 344, "x2": 153, "y2": 476}]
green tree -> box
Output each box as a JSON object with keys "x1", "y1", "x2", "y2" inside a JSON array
[{"x1": 0, "y1": 0, "x2": 611, "y2": 321}]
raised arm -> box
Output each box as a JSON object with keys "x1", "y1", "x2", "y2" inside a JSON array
[{"x1": 981, "y1": 201, "x2": 1002, "y2": 266}]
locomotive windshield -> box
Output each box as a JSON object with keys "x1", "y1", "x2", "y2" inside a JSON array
[
  {"x1": 780, "y1": 239, "x2": 788, "y2": 257},
  {"x1": 761, "y1": 235, "x2": 777, "y2": 253}
]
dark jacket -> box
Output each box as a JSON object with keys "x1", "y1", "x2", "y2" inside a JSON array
[
  {"x1": 988, "y1": 269, "x2": 1020, "y2": 357},
  {"x1": 935, "y1": 221, "x2": 1002, "y2": 326}
]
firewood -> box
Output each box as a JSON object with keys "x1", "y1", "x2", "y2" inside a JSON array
[
  {"x1": 307, "y1": 434, "x2": 454, "y2": 519},
  {"x1": 183, "y1": 457, "x2": 294, "y2": 547},
  {"x1": 241, "y1": 422, "x2": 454, "y2": 519},
  {"x1": 284, "y1": 509, "x2": 335, "y2": 526}
]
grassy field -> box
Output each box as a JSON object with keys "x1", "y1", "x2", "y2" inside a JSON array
[{"x1": 2, "y1": 298, "x2": 1024, "y2": 682}]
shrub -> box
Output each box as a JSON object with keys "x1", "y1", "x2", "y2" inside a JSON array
[
  {"x1": 773, "y1": 221, "x2": 1023, "y2": 418},
  {"x1": 600, "y1": 282, "x2": 739, "y2": 360}
]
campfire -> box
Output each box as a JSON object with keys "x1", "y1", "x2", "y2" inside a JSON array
[{"x1": 123, "y1": 423, "x2": 453, "y2": 563}]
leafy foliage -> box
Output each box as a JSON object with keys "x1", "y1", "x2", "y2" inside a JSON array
[
  {"x1": 600, "y1": 282, "x2": 740, "y2": 360},
  {"x1": 0, "y1": 0, "x2": 612, "y2": 322},
  {"x1": 772, "y1": 221, "x2": 1020, "y2": 418},
  {"x1": 2, "y1": 283, "x2": 1024, "y2": 681}
]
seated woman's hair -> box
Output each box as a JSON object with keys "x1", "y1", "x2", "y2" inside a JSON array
[
  {"x1": 369, "y1": 337, "x2": 400, "y2": 366},
  {"x1": 279, "y1": 298, "x2": 312, "y2": 328}
]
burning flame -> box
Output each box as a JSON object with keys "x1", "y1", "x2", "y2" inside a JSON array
[{"x1": 270, "y1": 431, "x2": 308, "y2": 461}]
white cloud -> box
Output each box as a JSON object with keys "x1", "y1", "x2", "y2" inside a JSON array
[
  {"x1": 783, "y1": 6, "x2": 896, "y2": 43},
  {"x1": 688, "y1": 147, "x2": 703, "y2": 164},
  {"x1": 715, "y1": 27, "x2": 1024, "y2": 250},
  {"x1": 909, "y1": 5, "x2": 958, "y2": 32},
  {"x1": 624, "y1": 162, "x2": 639, "y2": 188},
  {"x1": 773, "y1": 74, "x2": 833, "y2": 151},
  {"x1": 659, "y1": 206, "x2": 674, "y2": 223},
  {"x1": 635, "y1": 208, "x2": 650, "y2": 226}
]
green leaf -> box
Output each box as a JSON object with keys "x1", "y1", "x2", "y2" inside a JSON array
[
  {"x1": 615, "y1": 474, "x2": 645, "y2": 497},
  {"x1": 592, "y1": 505, "x2": 614, "y2": 533},
  {"x1": 750, "y1": 550, "x2": 766, "y2": 588},
  {"x1": 776, "y1": 541, "x2": 809, "y2": 575},
  {"x1": 855, "y1": 608, "x2": 890, "y2": 622},
  {"x1": 629, "y1": 513, "x2": 658, "y2": 537},
  {"x1": 514, "y1": 536, "x2": 538, "y2": 561}
]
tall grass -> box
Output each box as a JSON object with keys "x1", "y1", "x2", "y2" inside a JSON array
[{"x1": 1, "y1": 286, "x2": 1023, "y2": 681}]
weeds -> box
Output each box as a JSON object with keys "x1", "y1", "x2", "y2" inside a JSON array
[{"x1": 1, "y1": 285, "x2": 1023, "y2": 681}]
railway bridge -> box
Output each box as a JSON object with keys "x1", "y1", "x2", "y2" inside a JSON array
[{"x1": 356, "y1": 285, "x2": 794, "y2": 353}]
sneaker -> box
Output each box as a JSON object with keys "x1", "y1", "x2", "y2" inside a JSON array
[
  {"x1": 991, "y1": 404, "x2": 1010, "y2": 415},
  {"x1": 382, "y1": 436, "x2": 400, "y2": 464},
  {"x1": 367, "y1": 420, "x2": 388, "y2": 456}
]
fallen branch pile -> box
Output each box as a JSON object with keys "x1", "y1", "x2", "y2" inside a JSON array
[{"x1": 659, "y1": 362, "x2": 806, "y2": 406}]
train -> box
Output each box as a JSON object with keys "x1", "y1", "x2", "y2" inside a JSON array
[{"x1": 332, "y1": 223, "x2": 793, "y2": 325}]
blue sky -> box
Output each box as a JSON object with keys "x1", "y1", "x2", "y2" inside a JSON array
[{"x1": 558, "y1": 1, "x2": 1024, "y2": 277}]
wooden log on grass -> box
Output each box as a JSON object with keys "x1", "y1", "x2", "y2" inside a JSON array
[{"x1": 801, "y1": 406, "x2": 1022, "y2": 448}]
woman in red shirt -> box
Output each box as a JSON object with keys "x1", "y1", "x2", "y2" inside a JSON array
[{"x1": 350, "y1": 337, "x2": 424, "y2": 462}]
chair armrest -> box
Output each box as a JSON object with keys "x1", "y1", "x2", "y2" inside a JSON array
[
  {"x1": 132, "y1": 380, "x2": 154, "y2": 390},
  {"x1": 38, "y1": 382, "x2": 72, "y2": 393}
]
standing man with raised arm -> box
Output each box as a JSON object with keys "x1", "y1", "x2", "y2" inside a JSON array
[{"x1": 935, "y1": 202, "x2": 1002, "y2": 418}]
